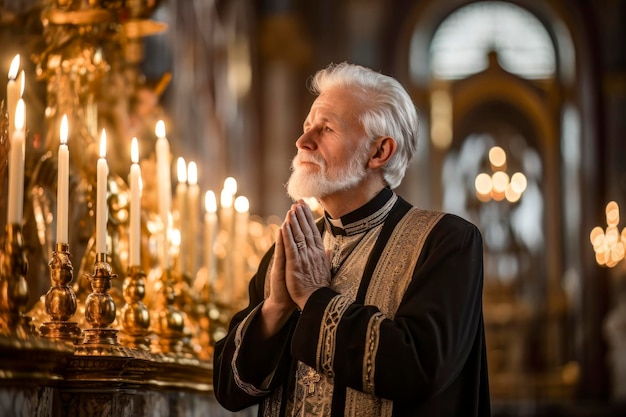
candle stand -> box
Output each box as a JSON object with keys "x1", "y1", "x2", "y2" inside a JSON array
[
  {"x1": 75, "y1": 252, "x2": 129, "y2": 356},
  {"x1": 152, "y1": 268, "x2": 187, "y2": 359},
  {"x1": 118, "y1": 265, "x2": 151, "y2": 352},
  {"x1": 0, "y1": 224, "x2": 32, "y2": 338},
  {"x1": 39, "y1": 243, "x2": 82, "y2": 344}
]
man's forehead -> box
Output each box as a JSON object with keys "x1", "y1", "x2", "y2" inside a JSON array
[{"x1": 306, "y1": 90, "x2": 362, "y2": 124}]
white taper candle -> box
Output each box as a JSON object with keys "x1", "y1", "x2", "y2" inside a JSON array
[
  {"x1": 129, "y1": 137, "x2": 142, "y2": 266},
  {"x1": 57, "y1": 114, "x2": 69, "y2": 243},
  {"x1": 7, "y1": 98, "x2": 25, "y2": 225},
  {"x1": 96, "y1": 129, "x2": 108, "y2": 254},
  {"x1": 155, "y1": 120, "x2": 171, "y2": 268}
]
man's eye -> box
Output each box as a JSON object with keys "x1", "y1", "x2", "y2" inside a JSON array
[{"x1": 324, "y1": 126, "x2": 333, "y2": 133}]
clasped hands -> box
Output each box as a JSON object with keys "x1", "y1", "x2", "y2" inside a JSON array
[{"x1": 267, "y1": 200, "x2": 331, "y2": 314}]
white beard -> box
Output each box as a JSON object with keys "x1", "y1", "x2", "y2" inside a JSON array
[{"x1": 286, "y1": 148, "x2": 368, "y2": 201}]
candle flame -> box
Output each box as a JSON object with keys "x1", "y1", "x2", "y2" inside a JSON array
[
  {"x1": 188, "y1": 161, "x2": 198, "y2": 185},
  {"x1": 224, "y1": 176, "x2": 237, "y2": 195},
  {"x1": 131, "y1": 137, "x2": 139, "y2": 164},
  {"x1": 19, "y1": 70, "x2": 25, "y2": 96},
  {"x1": 94, "y1": 48, "x2": 102, "y2": 65},
  {"x1": 14, "y1": 98, "x2": 25, "y2": 130},
  {"x1": 8, "y1": 54, "x2": 19, "y2": 80},
  {"x1": 171, "y1": 228, "x2": 181, "y2": 247},
  {"x1": 177, "y1": 157, "x2": 187, "y2": 183},
  {"x1": 234, "y1": 196, "x2": 249, "y2": 213},
  {"x1": 155, "y1": 120, "x2": 165, "y2": 138},
  {"x1": 99, "y1": 129, "x2": 107, "y2": 158},
  {"x1": 60, "y1": 115, "x2": 68, "y2": 145},
  {"x1": 205, "y1": 190, "x2": 217, "y2": 213}
]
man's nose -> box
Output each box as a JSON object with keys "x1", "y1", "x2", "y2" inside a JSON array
[{"x1": 296, "y1": 130, "x2": 316, "y2": 150}]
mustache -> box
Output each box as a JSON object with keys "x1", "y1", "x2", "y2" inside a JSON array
[{"x1": 291, "y1": 152, "x2": 326, "y2": 170}]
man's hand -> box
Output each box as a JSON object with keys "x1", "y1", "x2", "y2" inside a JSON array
[
  {"x1": 282, "y1": 200, "x2": 331, "y2": 310},
  {"x1": 261, "y1": 226, "x2": 298, "y2": 338}
]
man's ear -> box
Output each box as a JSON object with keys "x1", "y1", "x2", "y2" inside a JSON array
[{"x1": 369, "y1": 136, "x2": 396, "y2": 169}]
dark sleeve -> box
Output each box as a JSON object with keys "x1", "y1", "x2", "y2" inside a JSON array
[
  {"x1": 213, "y1": 245, "x2": 299, "y2": 411},
  {"x1": 291, "y1": 214, "x2": 485, "y2": 402}
]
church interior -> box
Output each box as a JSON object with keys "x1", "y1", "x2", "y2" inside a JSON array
[{"x1": 0, "y1": 0, "x2": 625, "y2": 416}]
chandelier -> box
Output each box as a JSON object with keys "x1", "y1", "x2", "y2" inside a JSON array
[
  {"x1": 590, "y1": 201, "x2": 626, "y2": 267},
  {"x1": 474, "y1": 145, "x2": 528, "y2": 203}
]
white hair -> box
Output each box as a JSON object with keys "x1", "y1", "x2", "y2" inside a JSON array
[{"x1": 309, "y1": 62, "x2": 419, "y2": 189}]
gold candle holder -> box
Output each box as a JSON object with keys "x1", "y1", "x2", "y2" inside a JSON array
[
  {"x1": 119, "y1": 265, "x2": 151, "y2": 351},
  {"x1": 39, "y1": 243, "x2": 82, "y2": 344},
  {"x1": 75, "y1": 252, "x2": 129, "y2": 356},
  {"x1": 0, "y1": 224, "x2": 32, "y2": 338},
  {"x1": 152, "y1": 268, "x2": 186, "y2": 358}
]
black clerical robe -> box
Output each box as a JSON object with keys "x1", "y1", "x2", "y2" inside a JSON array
[{"x1": 213, "y1": 189, "x2": 491, "y2": 417}]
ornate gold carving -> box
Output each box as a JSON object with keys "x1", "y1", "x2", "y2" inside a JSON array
[{"x1": 0, "y1": 224, "x2": 32, "y2": 338}]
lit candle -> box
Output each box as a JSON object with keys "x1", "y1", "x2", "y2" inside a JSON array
[
  {"x1": 175, "y1": 157, "x2": 187, "y2": 275},
  {"x1": 187, "y1": 161, "x2": 200, "y2": 275},
  {"x1": 204, "y1": 190, "x2": 218, "y2": 286},
  {"x1": 7, "y1": 54, "x2": 20, "y2": 144},
  {"x1": 220, "y1": 177, "x2": 237, "y2": 303},
  {"x1": 234, "y1": 195, "x2": 250, "y2": 253},
  {"x1": 155, "y1": 120, "x2": 171, "y2": 268},
  {"x1": 96, "y1": 129, "x2": 108, "y2": 254},
  {"x1": 7, "y1": 98, "x2": 25, "y2": 225},
  {"x1": 234, "y1": 195, "x2": 250, "y2": 236},
  {"x1": 220, "y1": 177, "x2": 237, "y2": 234},
  {"x1": 129, "y1": 137, "x2": 142, "y2": 266},
  {"x1": 57, "y1": 114, "x2": 69, "y2": 243},
  {"x1": 233, "y1": 195, "x2": 249, "y2": 304}
]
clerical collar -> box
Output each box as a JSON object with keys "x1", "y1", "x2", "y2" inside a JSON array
[{"x1": 325, "y1": 187, "x2": 397, "y2": 236}]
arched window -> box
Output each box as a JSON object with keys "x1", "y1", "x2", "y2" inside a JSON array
[{"x1": 429, "y1": 1, "x2": 556, "y2": 80}]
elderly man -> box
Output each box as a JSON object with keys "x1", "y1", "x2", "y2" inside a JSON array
[{"x1": 213, "y1": 62, "x2": 491, "y2": 417}]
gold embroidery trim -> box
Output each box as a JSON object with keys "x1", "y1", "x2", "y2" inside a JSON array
[
  {"x1": 345, "y1": 388, "x2": 392, "y2": 417},
  {"x1": 363, "y1": 312, "x2": 384, "y2": 394},
  {"x1": 262, "y1": 385, "x2": 283, "y2": 417},
  {"x1": 342, "y1": 194, "x2": 398, "y2": 236},
  {"x1": 232, "y1": 306, "x2": 272, "y2": 397},
  {"x1": 317, "y1": 294, "x2": 351, "y2": 377},
  {"x1": 347, "y1": 208, "x2": 443, "y2": 412},
  {"x1": 365, "y1": 208, "x2": 444, "y2": 317}
]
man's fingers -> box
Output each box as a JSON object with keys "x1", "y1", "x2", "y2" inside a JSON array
[
  {"x1": 283, "y1": 221, "x2": 301, "y2": 257},
  {"x1": 274, "y1": 227, "x2": 285, "y2": 263},
  {"x1": 293, "y1": 204, "x2": 319, "y2": 249},
  {"x1": 300, "y1": 202, "x2": 324, "y2": 249},
  {"x1": 287, "y1": 210, "x2": 307, "y2": 249}
]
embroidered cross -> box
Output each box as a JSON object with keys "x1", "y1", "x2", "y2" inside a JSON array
[{"x1": 302, "y1": 368, "x2": 321, "y2": 395}]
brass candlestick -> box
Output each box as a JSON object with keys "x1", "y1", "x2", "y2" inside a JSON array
[
  {"x1": 75, "y1": 252, "x2": 129, "y2": 356},
  {"x1": 119, "y1": 265, "x2": 151, "y2": 351},
  {"x1": 0, "y1": 224, "x2": 32, "y2": 338},
  {"x1": 152, "y1": 268, "x2": 186, "y2": 358},
  {"x1": 40, "y1": 243, "x2": 82, "y2": 344}
]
